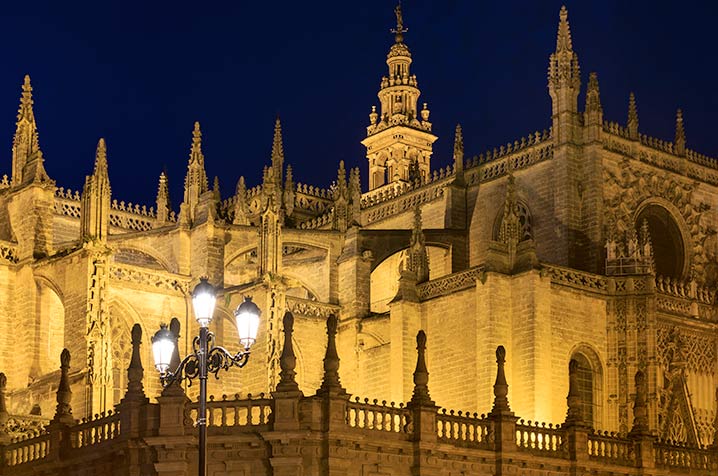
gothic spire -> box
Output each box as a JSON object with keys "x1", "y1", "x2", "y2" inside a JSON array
[
  {"x1": 182, "y1": 121, "x2": 209, "y2": 220},
  {"x1": 93, "y1": 138, "x2": 109, "y2": 184},
  {"x1": 155, "y1": 171, "x2": 170, "y2": 224},
  {"x1": 453, "y1": 123, "x2": 464, "y2": 174},
  {"x1": 555, "y1": 5, "x2": 573, "y2": 53},
  {"x1": 675, "y1": 109, "x2": 686, "y2": 156},
  {"x1": 548, "y1": 6, "x2": 581, "y2": 143},
  {"x1": 284, "y1": 164, "x2": 295, "y2": 217},
  {"x1": 233, "y1": 176, "x2": 249, "y2": 225},
  {"x1": 12, "y1": 75, "x2": 50, "y2": 186},
  {"x1": 271, "y1": 117, "x2": 284, "y2": 184},
  {"x1": 81, "y1": 139, "x2": 111, "y2": 242},
  {"x1": 627, "y1": 92, "x2": 639, "y2": 140}
]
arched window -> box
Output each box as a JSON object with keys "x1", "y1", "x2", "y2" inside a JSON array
[
  {"x1": 573, "y1": 353, "x2": 595, "y2": 425},
  {"x1": 570, "y1": 347, "x2": 604, "y2": 429},
  {"x1": 635, "y1": 205, "x2": 685, "y2": 279}
]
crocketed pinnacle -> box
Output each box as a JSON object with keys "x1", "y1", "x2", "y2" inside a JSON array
[
  {"x1": 12, "y1": 74, "x2": 50, "y2": 186},
  {"x1": 156, "y1": 171, "x2": 170, "y2": 223},
  {"x1": 183, "y1": 121, "x2": 208, "y2": 207},
  {"x1": 189, "y1": 121, "x2": 204, "y2": 165},
  {"x1": 556, "y1": 6, "x2": 573, "y2": 52},
  {"x1": 271, "y1": 117, "x2": 284, "y2": 182},
  {"x1": 18, "y1": 75, "x2": 34, "y2": 124},
  {"x1": 585, "y1": 72, "x2": 602, "y2": 113},
  {"x1": 548, "y1": 6, "x2": 580, "y2": 91},
  {"x1": 675, "y1": 109, "x2": 686, "y2": 155},
  {"x1": 453, "y1": 124, "x2": 464, "y2": 166},
  {"x1": 627, "y1": 92, "x2": 639, "y2": 139},
  {"x1": 93, "y1": 138, "x2": 109, "y2": 183}
]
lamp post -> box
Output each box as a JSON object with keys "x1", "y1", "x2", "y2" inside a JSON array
[{"x1": 151, "y1": 278, "x2": 261, "y2": 476}]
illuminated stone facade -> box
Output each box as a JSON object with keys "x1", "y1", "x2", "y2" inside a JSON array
[{"x1": 0, "y1": 5, "x2": 716, "y2": 475}]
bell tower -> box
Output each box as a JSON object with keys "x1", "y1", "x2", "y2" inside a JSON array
[{"x1": 362, "y1": 4, "x2": 437, "y2": 191}]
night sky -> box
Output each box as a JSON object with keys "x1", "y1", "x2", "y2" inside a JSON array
[{"x1": 1, "y1": 1, "x2": 717, "y2": 209}]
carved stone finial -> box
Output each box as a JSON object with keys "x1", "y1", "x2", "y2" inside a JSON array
[
  {"x1": 409, "y1": 330, "x2": 433, "y2": 405},
  {"x1": 627, "y1": 92, "x2": 639, "y2": 140},
  {"x1": 318, "y1": 314, "x2": 345, "y2": 395},
  {"x1": 565, "y1": 358, "x2": 586, "y2": 426},
  {"x1": 53, "y1": 349, "x2": 74, "y2": 425},
  {"x1": 675, "y1": 108, "x2": 686, "y2": 156},
  {"x1": 276, "y1": 312, "x2": 300, "y2": 392},
  {"x1": 125, "y1": 323, "x2": 145, "y2": 400},
  {"x1": 629, "y1": 370, "x2": 649, "y2": 436},
  {"x1": 490, "y1": 345, "x2": 511, "y2": 415},
  {"x1": 182, "y1": 121, "x2": 208, "y2": 221},
  {"x1": 0, "y1": 372, "x2": 8, "y2": 425}
]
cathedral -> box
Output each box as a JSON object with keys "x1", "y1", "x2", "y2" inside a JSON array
[{"x1": 0, "y1": 5, "x2": 716, "y2": 475}]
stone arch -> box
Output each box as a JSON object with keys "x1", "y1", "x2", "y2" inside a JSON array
[
  {"x1": 634, "y1": 199, "x2": 689, "y2": 279},
  {"x1": 569, "y1": 343, "x2": 605, "y2": 430},
  {"x1": 34, "y1": 276, "x2": 66, "y2": 376},
  {"x1": 113, "y1": 244, "x2": 174, "y2": 272}
]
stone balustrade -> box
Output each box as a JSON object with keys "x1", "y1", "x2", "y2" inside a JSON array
[{"x1": 0, "y1": 318, "x2": 715, "y2": 476}]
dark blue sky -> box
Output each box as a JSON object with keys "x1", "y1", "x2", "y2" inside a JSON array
[{"x1": 1, "y1": 1, "x2": 716, "y2": 208}]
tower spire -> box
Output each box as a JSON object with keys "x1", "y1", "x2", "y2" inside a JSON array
[
  {"x1": 362, "y1": 3, "x2": 437, "y2": 190},
  {"x1": 627, "y1": 92, "x2": 639, "y2": 140},
  {"x1": 12, "y1": 75, "x2": 51, "y2": 186}
]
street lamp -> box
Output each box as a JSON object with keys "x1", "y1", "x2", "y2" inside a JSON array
[{"x1": 151, "y1": 277, "x2": 260, "y2": 476}]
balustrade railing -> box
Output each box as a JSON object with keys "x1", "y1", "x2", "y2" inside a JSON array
[
  {"x1": 70, "y1": 410, "x2": 121, "y2": 449},
  {"x1": 3, "y1": 430, "x2": 50, "y2": 467},
  {"x1": 436, "y1": 409, "x2": 492, "y2": 449},
  {"x1": 346, "y1": 397, "x2": 411, "y2": 434},
  {"x1": 587, "y1": 430, "x2": 635, "y2": 464},
  {"x1": 655, "y1": 440, "x2": 715, "y2": 471},
  {"x1": 515, "y1": 420, "x2": 567, "y2": 456},
  {"x1": 188, "y1": 394, "x2": 273, "y2": 429}
]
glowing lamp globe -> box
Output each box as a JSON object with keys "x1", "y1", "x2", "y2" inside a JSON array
[
  {"x1": 152, "y1": 324, "x2": 175, "y2": 375},
  {"x1": 192, "y1": 278, "x2": 217, "y2": 327},
  {"x1": 234, "y1": 297, "x2": 261, "y2": 350}
]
